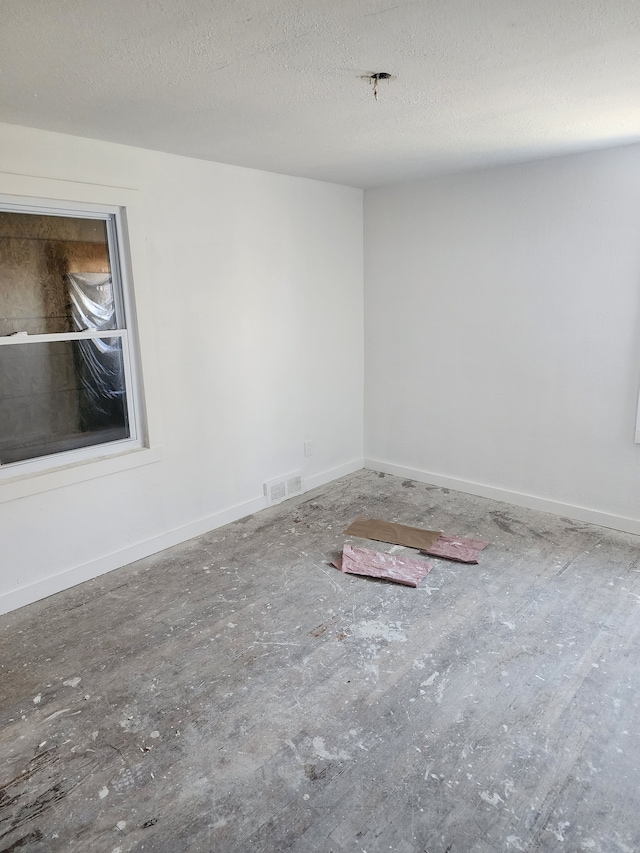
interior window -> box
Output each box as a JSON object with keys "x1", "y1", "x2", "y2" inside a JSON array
[{"x1": 0, "y1": 206, "x2": 138, "y2": 467}]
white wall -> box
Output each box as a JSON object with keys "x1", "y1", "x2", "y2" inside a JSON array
[
  {"x1": 0, "y1": 123, "x2": 364, "y2": 614},
  {"x1": 364, "y1": 144, "x2": 640, "y2": 533}
]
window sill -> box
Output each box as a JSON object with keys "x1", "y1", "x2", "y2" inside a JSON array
[{"x1": 0, "y1": 444, "x2": 163, "y2": 503}]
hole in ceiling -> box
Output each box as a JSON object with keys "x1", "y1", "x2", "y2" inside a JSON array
[{"x1": 362, "y1": 72, "x2": 394, "y2": 101}]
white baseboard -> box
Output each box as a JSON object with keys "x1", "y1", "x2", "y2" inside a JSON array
[
  {"x1": 304, "y1": 457, "x2": 364, "y2": 493},
  {"x1": 0, "y1": 457, "x2": 366, "y2": 616},
  {"x1": 364, "y1": 458, "x2": 640, "y2": 537},
  {"x1": 16, "y1": 453, "x2": 635, "y2": 616},
  {"x1": 0, "y1": 493, "x2": 267, "y2": 616}
]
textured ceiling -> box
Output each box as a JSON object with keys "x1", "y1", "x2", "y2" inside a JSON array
[{"x1": 1, "y1": 0, "x2": 640, "y2": 188}]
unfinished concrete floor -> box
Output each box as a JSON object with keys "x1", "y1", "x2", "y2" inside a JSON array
[{"x1": 1, "y1": 470, "x2": 640, "y2": 853}]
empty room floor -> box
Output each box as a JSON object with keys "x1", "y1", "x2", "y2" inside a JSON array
[{"x1": 1, "y1": 470, "x2": 639, "y2": 853}]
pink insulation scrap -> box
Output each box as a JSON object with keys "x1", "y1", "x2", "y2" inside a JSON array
[
  {"x1": 422, "y1": 535, "x2": 489, "y2": 564},
  {"x1": 332, "y1": 544, "x2": 433, "y2": 588}
]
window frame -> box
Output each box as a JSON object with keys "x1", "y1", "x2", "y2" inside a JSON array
[{"x1": 0, "y1": 189, "x2": 157, "y2": 491}]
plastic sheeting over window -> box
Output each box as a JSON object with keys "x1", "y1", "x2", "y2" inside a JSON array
[
  {"x1": 68, "y1": 272, "x2": 129, "y2": 435},
  {"x1": 68, "y1": 272, "x2": 116, "y2": 332}
]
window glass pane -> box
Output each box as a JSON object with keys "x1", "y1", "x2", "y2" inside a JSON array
[
  {"x1": 0, "y1": 212, "x2": 115, "y2": 336},
  {"x1": 0, "y1": 338, "x2": 129, "y2": 465}
]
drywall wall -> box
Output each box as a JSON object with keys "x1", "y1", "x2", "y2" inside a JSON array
[
  {"x1": 364, "y1": 144, "x2": 640, "y2": 532},
  {"x1": 0, "y1": 122, "x2": 364, "y2": 613}
]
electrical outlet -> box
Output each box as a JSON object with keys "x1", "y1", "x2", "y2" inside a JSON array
[{"x1": 304, "y1": 440, "x2": 313, "y2": 457}]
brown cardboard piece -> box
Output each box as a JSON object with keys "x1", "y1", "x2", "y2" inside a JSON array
[{"x1": 344, "y1": 518, "x2": 442, "y2": 551}]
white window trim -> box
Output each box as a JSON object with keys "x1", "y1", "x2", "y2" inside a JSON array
[{"x1": 0, "y1": 174, "x2": 163, "y2": 502}]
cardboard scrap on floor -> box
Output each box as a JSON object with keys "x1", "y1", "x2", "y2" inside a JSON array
[
  {"x1": 344, "y1": 517, "x2": 489, "y2": 565},
  {"x1": 332, "y1": 544, "x2": 433, "y2": 588},
  {"x1": 422, "y1": 535, "x2": 489, "y2": 564},
  {"x1": 344, "y1": 518, "x2": 441, "y2": 551}
]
